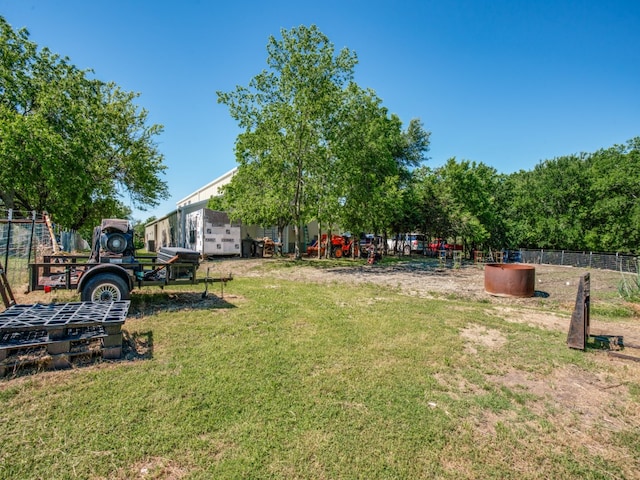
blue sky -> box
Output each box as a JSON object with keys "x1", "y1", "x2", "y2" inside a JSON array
[{"x1": 2, "y1": 0, "x2": 639, "y2": 222}]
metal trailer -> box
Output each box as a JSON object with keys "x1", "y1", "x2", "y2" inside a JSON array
[
  {"x1": 28, "y1": 219, "x2": 232, "y2": 302},
  {"x1": 28, "y1": 253, "x2": 231, "y2": 302}
]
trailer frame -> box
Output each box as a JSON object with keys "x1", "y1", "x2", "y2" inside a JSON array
[{"x1": 28, "y1": 254, "x2": 231, "y2": 302}]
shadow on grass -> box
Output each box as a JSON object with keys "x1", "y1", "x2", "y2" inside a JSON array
[
  {"x1": 0, "y1": 329, "x2": 156, "y2": 379},
  {"x1": 128, "y1": 291, "x2": 237, "y2": 317},
  {"x1": 121, "y1": 329, "x2": 153, "y2": 361},
  {"x1": 318, "y1": 259, "x2": 471, "y2": 277}
]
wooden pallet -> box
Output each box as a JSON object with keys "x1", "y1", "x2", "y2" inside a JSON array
[{"x1": 0, "y1": 301, "x2": 129, "y2": 376}]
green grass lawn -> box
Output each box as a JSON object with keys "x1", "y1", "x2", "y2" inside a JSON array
[{"x1": 1, "y1": 261, "x2": 639, "y2": 479}]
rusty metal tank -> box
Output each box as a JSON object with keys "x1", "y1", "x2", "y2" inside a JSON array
[{"x1": 484, "y1": 263, "x2": 535, "y2": 297}]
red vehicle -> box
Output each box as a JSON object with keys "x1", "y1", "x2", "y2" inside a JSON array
[
  {"x1": 307, "y1": 234, "x2": 359, "y2": 258},
  {"x1": 428, "y1": 239, "x2": 463, "y2": 257}
]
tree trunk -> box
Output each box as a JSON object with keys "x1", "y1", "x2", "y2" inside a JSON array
[{"x1": 294, "y1": 223, "x2": 302, "y2": 260}]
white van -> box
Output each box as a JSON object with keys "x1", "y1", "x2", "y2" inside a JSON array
[{"x1": 387, "y1": 233, "x2": 427, "y2": 255}]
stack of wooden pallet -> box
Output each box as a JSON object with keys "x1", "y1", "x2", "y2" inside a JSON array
[{"x1": 0, "y1": 301, "x2": 130, "y2": 376}]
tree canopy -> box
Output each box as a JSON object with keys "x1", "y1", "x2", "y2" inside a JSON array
[
  {"x1": 499, "y1": 138, "x2": 640, "y2": 253},
  {"x1": 216, "y1": 24, "x2": 637, "y2": 257},
  {"x1": 217, "y1": 25, "x2": 430, "y2": 257},
  {"x1": 403, "y1": 139, "x2": 640, "y2": 255},
  {"x1": 0, "y1": 17, "x2": 168, "y2": 232}
]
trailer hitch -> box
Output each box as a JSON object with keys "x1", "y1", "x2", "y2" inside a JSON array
[{"x1": 202, "y1": 267, "x2": 233, "y2": 299}]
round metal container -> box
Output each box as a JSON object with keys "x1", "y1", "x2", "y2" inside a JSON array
[{"x1": 484, "y1": 263, "x2": 535, "y2": 297}]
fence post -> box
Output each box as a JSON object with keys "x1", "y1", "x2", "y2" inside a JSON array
[
  {"x1": 540, "y1": 249, "x2": 544, "y2": 264},
  {"x1": 27, "y1": 210, "x2": 37, "y2": 267},
  {"x1": 561, "y1": 250, "x2": 564, "y2": 266},
  {"x1": 589, "y1": 252, "x2": 592, "y2": 268},
  {"x1": 4, "y1": 209, "x2": 12, "y2": 271}
]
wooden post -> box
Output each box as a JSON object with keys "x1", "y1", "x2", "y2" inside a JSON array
[
  {"x1": 567, "y1": 273, "x2": 590, "y2": 350},
  {"x1": 43, "y1": 212, "x2": 61, "y2": 254}
]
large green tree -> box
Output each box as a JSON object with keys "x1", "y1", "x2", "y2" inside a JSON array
[
  {"x1": 499, "y1": 140, "x2": 640, "y2": 253},
  {"x1": 0, "y1": 17, "x2": 168, "y2": 232},
  {"x1": 411, "y1": 166, "x2": 452, "y2": 242},
  {"x1": 333, "y1": 85, "x2": 428, "y2": 239},
  {"x1": 425, "y1": 159, "x2": 502, "y2": 250},
  {"x1": 218, "y1": 25, "x2": 429, "y2": 258},
  {"x1": 217, "y1": 25, "x2": 357, "y2": 258},
  {"x1": 502, "y1": 155, "x2": 591, "y2": 250}
]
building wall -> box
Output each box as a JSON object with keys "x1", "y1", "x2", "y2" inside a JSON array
[
  {"x1": 144, "y1": 210, "x2": 177, "y2": 252},
  {"x1": 176, "y1": 168, "x2": 237, "y2": 209},
  {"x1": 146, "y1": 167, "x2": 322, "y2": 255}
]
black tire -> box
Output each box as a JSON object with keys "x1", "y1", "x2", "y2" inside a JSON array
[
  {"x1": 81, "y1": 273, "x2": 130, "y2": 302},
  {"x1": 403, "y1": 245, "x2": 411, "y2": 256}
]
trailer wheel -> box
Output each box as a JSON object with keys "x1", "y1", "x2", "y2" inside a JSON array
[
  {"x1": 403, "y1": 245, "x2": 411, "y2": 256},
  {"x1": 81, "y1": 274, "x2": 130, "y2": 302}
]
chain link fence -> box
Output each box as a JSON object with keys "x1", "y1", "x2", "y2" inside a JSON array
[
  {"x1": 0, "y1": 210, "x2": 91, "y2": 295},
  {"x1": 518, "y1": 248, "x2": 639, "y2": 274},
  {"x1": 0, "y1": 210, "x2": 56, "y2": 291}
]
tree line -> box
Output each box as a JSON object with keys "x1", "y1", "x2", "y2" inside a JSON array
[
  {"x1": 2, "y1": 18, "x2": 637, "y2": 255},
  {"x1": 396, "y1": 139, "x2": 639, "y2": 255},
  {"x1": 216, "y1": 25, "x2": 639, "y2": 257}
]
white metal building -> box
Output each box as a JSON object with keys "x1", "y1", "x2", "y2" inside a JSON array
[
  {"x1": 145, "y1": 166, "x2": 319, "y2": 255},
  {"x1": 176, "y1": 168, "x2": 238, "y2": 211}
]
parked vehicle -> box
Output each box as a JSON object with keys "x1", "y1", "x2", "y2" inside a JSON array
[
  {"x1": 306, "y1": 233, "x2": 358, "y2": 258},
  {"x1": 359, "y1": 234, "x2": 384, "y2": 258},
  {"x1": 427, "y1": 239, "x2": 464, "y2": 257},
  {"x1": 387, "y1": 233, "x2": 427, "y2": 255}
]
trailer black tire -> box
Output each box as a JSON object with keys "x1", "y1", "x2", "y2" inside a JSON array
[
  {"x1": 403, "y1": 245, "x2": 411, "y2": 256},
  {"x1": 81, "y1": 273, "x2": 130, "y2": 302}
]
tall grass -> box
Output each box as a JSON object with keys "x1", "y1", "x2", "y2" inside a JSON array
[{"x1": 618, "y1": 259, "x2": 640, "y2": 301}]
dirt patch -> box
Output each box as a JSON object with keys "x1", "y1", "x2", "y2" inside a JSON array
[
  {"x1": 103, "y1": 457, "x2": 191, "y2": 480},
  {"x1": 460, "y1": 324, "x2": 507, "y2": 354},
  {"x1": 490, "y1": 306, "x2": 640, "y2": 347},
  {"x1": 489, "y1": 306, "x2": 569, "y2": 331},
  {"x1": 486, "y1": 365, "x2": 640, "y2": 449},
  {"x1": 208, "y1": 257, "x2": 629, "y2": 307}
]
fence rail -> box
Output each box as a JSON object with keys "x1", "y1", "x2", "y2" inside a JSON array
[{"x1": 518, "y1": 249, "x2": 638, "y2": 274}]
